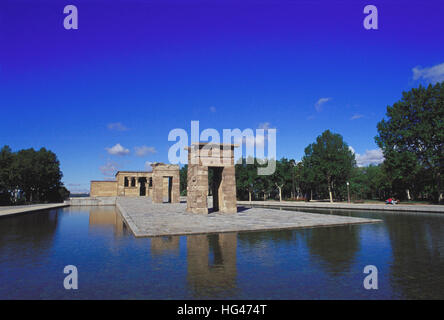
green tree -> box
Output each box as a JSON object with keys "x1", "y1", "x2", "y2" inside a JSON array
[
  {"x1": 179, "y1": 164, "x2": 188, "y2": 196},
  {"x1": 0, "y1": 146, "x2": 15, "y2": 204},
  {"x1": 11, "y1": 147, "x2": 64, "y2": 203},
  {"x1": 256, "y1": 163, "x2": 273, "y2": 201},
  {"x1": 381, "y1": 151, "x2": 421, "y2": 200},
  {"x1": 365, "y1": 164, "x2": 390, "y2": 200},
  {"x1": 301, "y1": 130, "x2": 356, "y2": 203},
  {"x1": 235, "y1": 157, "x2": 258, "y2": 201},
  {"x1": 375, "y1": 82, "x2": 444, "y2": 202},
  {"x1": 271, "y1": 158, "x2": 293, "y2": 201},
  {"x1": 298, "y1": 158, "x2": 318, "y2": 200}
]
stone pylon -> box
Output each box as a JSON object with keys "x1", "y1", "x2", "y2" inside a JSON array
[
  {"x1": 151, "y1": 163, "x2": 180, "y2": 203},
  {"x1": 186, "y1": 143, "x2": 238, "y2": 214}
]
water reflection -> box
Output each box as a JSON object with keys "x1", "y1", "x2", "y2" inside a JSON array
[
  {"x1": 0, "y1": 210, "x2": 58, "y2": 259},
  {"x1": 150, "y1": 236, "x2": 180, "y2": 256},
  {"x1": 88, "y1": 207, "x2": 126, "y2": 236},
  {"x1": 187, "y1": 233, "x2": 237, "y2": 298},
  {"x1": 1, "y1": 205, "x2": 444, "y2": 299},
  {"x1": 238, "y1": 229, "x2": 297, "y2": 246},
  {"x1": 384, "y1": 214, "x2": 444, "y2": 299},
  {"x1": 305, "y1": 225, "x2": 361, "y2": 276}
]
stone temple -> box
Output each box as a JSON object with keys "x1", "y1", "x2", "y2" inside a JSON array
[
  {"x1": 90, "y1": 162, "x2": 180, "y2": 203},
  {"x1": 83, "y1": 144, "x2": 381, "y2": 237},
  {"x1": 90, "y1": 143, "x2": 239, "y2": 214},
  {"x1": 186, "y1": 143, "x2": 238, "y2": 214}
]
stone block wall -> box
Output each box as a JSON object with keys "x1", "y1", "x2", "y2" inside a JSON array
[
  {"x1": 187, "y1": 164, "x2": 209, "y2": 214},
  {"x1": 151, "y1": 163, "x2": 180, "y2": 203},
  {"x1": 115, "y1": 172, "x2": 152, "y2": 197},
  {"x1": 90, "y1": 181, "x2": 118, "y2": 197},
  {"x1": 186, "y1": 143, "x2": 237, "y2": 214},
  {"x1": 220, "y1": 166, "x2": 237, "y2": 213}
]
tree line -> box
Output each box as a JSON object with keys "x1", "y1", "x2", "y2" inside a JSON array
[
  {"x1": 0, "y1": 146, "x2": 69, "y2": 205},
  {"x1": 180, "y1": 82, "x2": 443, "y2": 203},
  {"x1": 234, "y1": 129, "x2": 357, "y2": 203}
]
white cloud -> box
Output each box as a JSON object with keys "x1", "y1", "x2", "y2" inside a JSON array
[
  {"x1": 315, "y1": 97, "x2": 331, "y2": 112},
  {"x1": 106, "y1": 143, "x2": 130, "y2": 156},
  {"x1": 350, "y1": 147, "x2": 384, "y2": 167},
  {"x1": 209, "y1": 106, "x2": 217, "y2": 112},
  {"x1": 134, "y1": 145, "x2": 157, "y2": 157},
  {"x1": 99, "y1": 161, "x2": 120, "y2": 176},
  {"x1": 350, "y1": 114, "x2": 364, "y2": 120},
  {"x1": 412, "y1": 62, "x2": 444, "y2": 83},
  {"x1": 107, "y1": 122, "x2": 128, "y2": 131}
]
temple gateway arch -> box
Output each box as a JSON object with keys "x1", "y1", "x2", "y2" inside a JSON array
[{"x1": 186, "y1": 143, "x2": 238, "y2": 214}]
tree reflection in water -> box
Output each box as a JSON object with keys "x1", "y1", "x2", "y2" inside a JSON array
[
  {"x1": 0, "y1": 210, "x2": 58, "y2": 259},
  {"x1": 305, "y1": 225, "x2": 361, "y2": 276},
  {"x1": 385, "y1": 214, "x2": 444, "y2": 299}
]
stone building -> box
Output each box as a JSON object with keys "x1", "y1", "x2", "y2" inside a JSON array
[
  {"x1": 90, "y1": 162, "x2": 180, "y2": 203},
  {"x1": 150, "y1": 162, "x2": 180, "y2": 204},
  {"x1": 186, "y1": 143, "x2": 238, "y2": 214}
]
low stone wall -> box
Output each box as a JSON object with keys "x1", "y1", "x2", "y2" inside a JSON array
[
  {"x1": 0, "y1": 203, "x2": 69, "y2": 217},
  {"x1": 67, "y1": 197, "x2": 117, "y2": 206},
  {"x1": 237, "y1": 200, "x2": 444, "y2": 213}
]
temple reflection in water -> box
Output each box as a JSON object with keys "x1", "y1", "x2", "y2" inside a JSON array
[
  {"x1": 150, "y1": 236, "x2": 180, "y2": 255},
  {"x1": 88, "y1": 208, "x2": 238, "y2": 297},
  {"x1": 144, "y1": 232, "x2": 238, "y2": 298},
  {"x1": 88, "y1": 207, "x2": 125, "y2": 236},
  {"x1": 187, "y1": 233, "x2": 237, "y2": 298}
]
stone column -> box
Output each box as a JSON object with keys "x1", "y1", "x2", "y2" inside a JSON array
[
  {"x1": 220, "y1": 166, "x2": 237, "y2": 213},
  {"x1": 152, "y1": 174, "x2": 164, "y2": 203},
  {"x1": 186, "y1": 162, "x2": 209, "y2": 214},
  {"x1": 171, "y1": 172, "x2": 180, "y2": 203}
]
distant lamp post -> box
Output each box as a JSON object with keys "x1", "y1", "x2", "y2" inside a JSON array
[{"x1": 346, "y1": 182, "x2": 350, "y2": 203}]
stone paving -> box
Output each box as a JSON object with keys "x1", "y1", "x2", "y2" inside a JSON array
[
  {"x1": 116, "y1": 197, "x2": 382, "y2": 237},
  {"x1": 0, "y1": 203, "x2": 68, "y2": 217}
]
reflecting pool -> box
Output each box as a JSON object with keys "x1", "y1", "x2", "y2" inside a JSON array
[{"x1": 0, "y1": 206, "x2": 443, "y2": 299}]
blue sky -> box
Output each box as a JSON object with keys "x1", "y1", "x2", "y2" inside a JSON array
[{"x1": 1, "y1": 0, "x2": 443, "y2": 193}]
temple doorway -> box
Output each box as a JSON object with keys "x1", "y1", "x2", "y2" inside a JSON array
[{"x1": 138, "y1": 177, "x2": 147, "y2": 196}]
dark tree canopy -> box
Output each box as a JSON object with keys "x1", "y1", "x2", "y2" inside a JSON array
[
  {"x1": 232, "y1": 85, "x2": 442, "y2": 203},
  {"x1": 301, "y1": 130, "x2": 356, "y2": 202},
  {"x1": 0, "y1": 146, "x2": 15, "y2": 204},
  {"x1": 234, "y1": 132, "x2": 356, "y2": 203},
  {"x1": 0, "y1": 146, "x2": 68, "y2": 205},
  {"x1": 376, "y1": 82, "x2": 444, "y2": 202},
  {"x1": 179, "y1": 164, "x2": 188, "y2": 196},
  {"x1": 235, "y1": 157, "x2": 259, "y2": 201}
]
